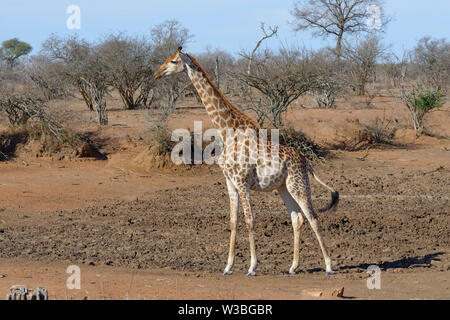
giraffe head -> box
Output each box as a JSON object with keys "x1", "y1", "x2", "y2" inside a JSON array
[{"x1": 154, "y1": 46, "x2": 193, "y2": 80}]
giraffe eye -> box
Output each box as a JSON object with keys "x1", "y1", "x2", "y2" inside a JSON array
[{"x1": 171, "y1": 60, "x2": 177, "y2": 64}]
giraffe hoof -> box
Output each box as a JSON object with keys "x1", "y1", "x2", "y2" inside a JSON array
[
  {"x1": 245, "y1": 271, "x2": 256, "y2": 277},
  {"x1": 222, "y1": 270, "x2": 233, "y2": 276},
  {"x1": 285, "y1": 271, "x2": 296, "y2": 275},
  {"x1": 325, "y1": 271, "x2": 335, "y2": 276}
]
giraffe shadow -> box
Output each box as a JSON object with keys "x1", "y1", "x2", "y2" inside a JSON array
[
  {"x1": 304, "y1": 252, "x2": 445, "y2": 274},
  {"x1": 338, "y1": 252, "x2": 445, "y2": 272}
]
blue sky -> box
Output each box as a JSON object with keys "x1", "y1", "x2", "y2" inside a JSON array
[{"x1": 0, "y1": 0, "x2": 449, "y2": 57}]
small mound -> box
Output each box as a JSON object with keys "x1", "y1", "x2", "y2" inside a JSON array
[
  {"x1": 0, "y1": 127, "x2": 29, "y2": 161},
  {"x1": 132, "y1": 146, "x2": 194, "y2": 172},
  {"x1": 0, "y1": 126, "x2": 106, "y2": 161},
  {"x1": 77, "y1": 142, "x2": 107, "y2": 160},
  {"x1": 131, "y1": 145, "x2": 214, "y2": 174}
]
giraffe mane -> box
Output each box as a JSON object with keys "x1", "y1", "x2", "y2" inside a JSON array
[{"x1": 183, "y1": 53, "x2": 260, "y2": 129}]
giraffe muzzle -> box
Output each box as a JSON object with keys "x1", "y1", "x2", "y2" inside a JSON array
[{"x1": 154, "y1": 69, "x2": 164, "y2": 80}]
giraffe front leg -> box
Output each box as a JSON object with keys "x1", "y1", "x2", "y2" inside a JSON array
[
  {"x1": 223, "y1": 179, "x2": 239, "y2": 276},
  {"x1": 238, "y1": 186, "x2": 257, "y2": 276}
]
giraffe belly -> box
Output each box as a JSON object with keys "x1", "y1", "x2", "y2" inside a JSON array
[{"x1": 249, "y1": 166, "x2": 287, "y2": 191}]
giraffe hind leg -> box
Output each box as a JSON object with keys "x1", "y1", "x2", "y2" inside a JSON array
[
  {"x1": 297, "y1": 198, "x2": 334, "y2": 274},
  {"x1": 286, "y1": 174, "x2": 334, "y2": 275}
]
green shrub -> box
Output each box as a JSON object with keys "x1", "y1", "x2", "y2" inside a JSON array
[{"x1": 402, "y1": 88, "x2": 445, "y2": 136}]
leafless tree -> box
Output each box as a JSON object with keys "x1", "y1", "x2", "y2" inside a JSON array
[
  {"x1": 411, "y1": 37, "x2": 450, "y2": 93},
  {"x1": 151, "y1": 20, "x2": 194, "y2": 113},
  {"x1": 151, "y1": 20, "x2": 193, "y2": 60},
  {"x1": 80, "y1": 52, "x2": 109, "y2": 125},
  {"x1": 41, "y1": 35, "x2": 109, "y2": 125},
  {"x1": 231, "y1": 47, "x2": 316, "y2": 128},
  {"x1": 196, "y1": 47, "x2": 235, "y2": 93},
  {"x1": 342, "y1": 35, "x2": 387, "y2": 95},
  {"x1": 246, "y1": 23, "x2": 278, "y2": 75},
  {"x1": 41, "y1": 34, "x2": 95, "y2": 111},
  {"x1": 99, "y1": 33, "x2": 155, "y2": 109},
  {"x1": 310, "y1": 48, "x2": 346, "y2": 108},
  {"x1": 290, "y1": 0, "x2": 389, "y2": 57},
  {"x1": 382, "y1": 50, "x2": 409, "y2": 88},
  {"x1": 26, "y1": 55, "x2": 72, "y2": 101}
]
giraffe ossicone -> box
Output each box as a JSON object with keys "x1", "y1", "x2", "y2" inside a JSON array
[{"x1": 154, "y1": 48, "x2": 339, "y2": 276}]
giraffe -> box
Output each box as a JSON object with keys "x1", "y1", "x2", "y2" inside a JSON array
[{"x1": 154, "y1": 47, "x2": 339, "y2": 276}]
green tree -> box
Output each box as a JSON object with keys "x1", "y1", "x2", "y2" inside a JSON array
[{"x1": 0, "y1": 38, "x2": 32, "y2": 69}]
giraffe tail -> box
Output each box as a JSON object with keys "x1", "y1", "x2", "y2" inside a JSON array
[{"x1": 307, "y1": 164, "x2": 339, "y2": 213}]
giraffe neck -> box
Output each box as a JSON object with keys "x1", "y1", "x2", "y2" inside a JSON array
[{"x1": 184, "y1": 59, "x2": 259, "y2": 132}]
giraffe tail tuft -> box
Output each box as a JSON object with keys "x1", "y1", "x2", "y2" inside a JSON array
[
  {"x1": 306, "y1": 164, "x2": 339, "y2": 213},
  {"x1": 321, "y1": 190, "x2": 339, "y2": 213}
]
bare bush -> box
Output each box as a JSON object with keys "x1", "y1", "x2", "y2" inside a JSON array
[
  {"x1": 41, "y1": 35, "x2": 109, "y2": 125},
  {"x1": 152, "y1": 74, "x2": 192, "y2": 116},
  {"x1": 381, "y1": 51, "x2": 409, "y2": 88},
  {"x1": 151, "y1": 20, "x2": 194, "y2": 112},
  {"x1": 41, "y1": 35, "x2": 94, "y2": 110},
  {"x1": 343, "y1": 35, "x2": 387, "y2": 95},
  {"x1": 151, "y1": 20, "x2": 193, "y2": 60},
  {"x1": 231, "y1": 47, "x2": 316, "y2": 128},
  {"x1": 0, "y1": 93, "x2": 43, "y2": 125},
  {"x1": 310, "y1": 48, "x2": 345, "y2": 108},
  {"x1": 99, "y1": 33, "x2": 155, "y2": 109},
  {"x1": 362, "y1": 110, "x2": 398, "y2": 144},
  {"x1": 0, "y1": 91, "x2": 82, "y2": 157},
  {"x1": 0, "y1": 58, "x2": 30, "y2": 94},
  {"x1": 26, "y1": 55, "x2": 72, "y2": 101},
  {"x1": 412, "y1": 37, "x2": 450, "y2": 93},
  {"x1": 195, "y1": 47, "x2": 235, "y2": 94}
]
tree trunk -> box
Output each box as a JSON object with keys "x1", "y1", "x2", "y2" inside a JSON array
[
  {"x1": 79, "y1": 87, "x2": 93, "y2": 111},
  {"x1": 358, "y1": 69, "x2": 368, "y2": 96},
  {"x1": 335, "y1": 29, "x2": 344, "y2": 58},
  {"x1": 95, "y1": 100, "x2": 108, "y2": 126},
  {"x1": 136, "y1": 83, "x2": 152, "y2": 109},
  {"x1": 90, "y1": 85, "x2": 108, "y2": 125},
  {"x1": 119, "y1": 88, "x2": 136, "y2": 110}
]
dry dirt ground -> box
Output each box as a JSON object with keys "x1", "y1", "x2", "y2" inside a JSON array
[{"x1": 0, "y1": 95, "x2": 449, "y2": 300}]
